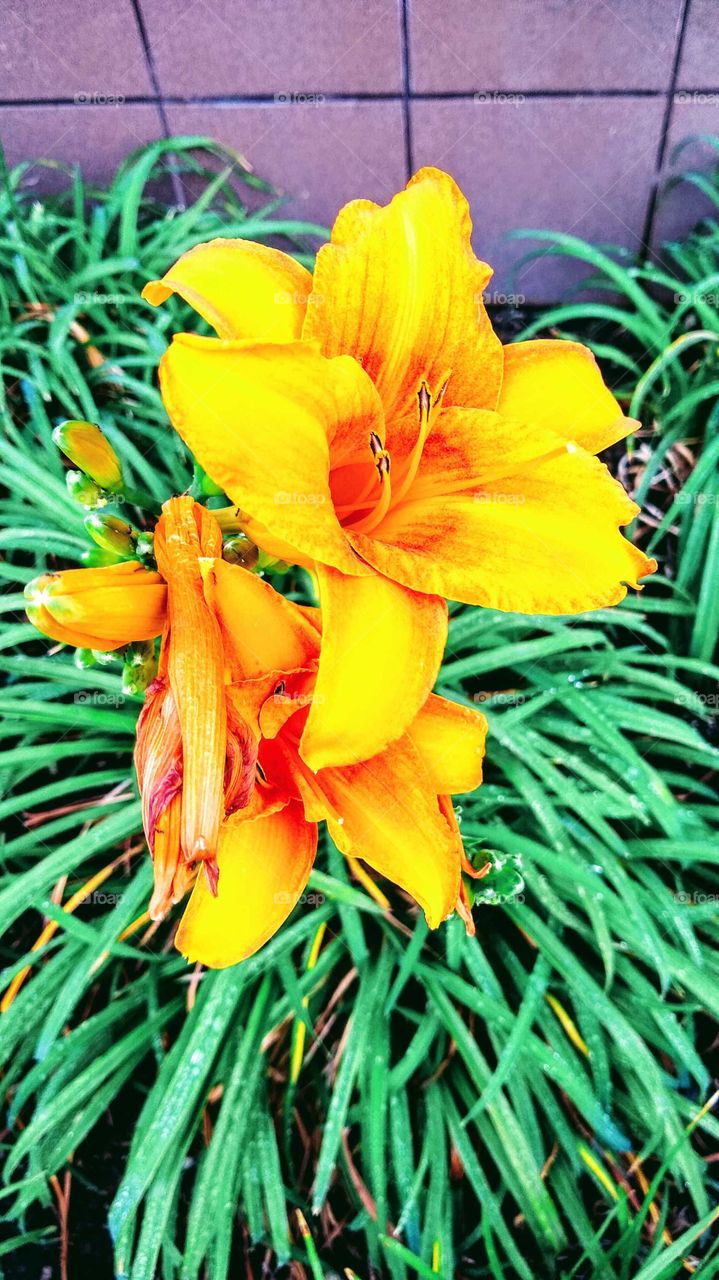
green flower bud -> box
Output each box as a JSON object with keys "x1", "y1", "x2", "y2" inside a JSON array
[
  {"x1": 74, "y1": 647, "x2": 96, "y2": 670},
  {"x1": 80, "y1": 545, "x2": 123, "y2": 567},
  {"x1": 84, "y1": 513, "x2": 137, "y2": 558},
  {"x1": 122, "y1": 639, "x2": 157, "y2": 696},
  {"x1": 67, "y1": 469, "x2": 109, "y2": 509},
  {"x1": 92, "y1": 648, "x2": 119, "y2": 666},
  {"x1": 54, "y1": 420, "x2": 123, "y2": 490},
  {"x1": 135, "y1": 531, "x2": 155, "y2": 563},
  {"x1": 222, "y1": 534, "x2": 260, "y2": 570},
  {"x1": 257, "y1": 551, "x2": 290, "y2": 574}
]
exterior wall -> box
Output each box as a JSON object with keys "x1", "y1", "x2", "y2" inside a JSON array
[{"x1": 1, "y1": 0, "x2": 715, "y2": 300}]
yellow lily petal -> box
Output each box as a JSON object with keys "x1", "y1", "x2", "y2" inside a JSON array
[
  {"x1": 154, "y1": 498, "x2": 226, "y2": 865},
  {"x1": 307, "y1": 739, "x2": 461, "y2": 928},
  {"x1": 209, "y1": 556, "x2": 320, "y2": 679},
  {"x1": 407, "y1": 694, "x2": 487, "y2": 794},
  {"x1": 300, "y1": 564, "x2": 447, "y2": 770},
  {"x1": 159, "y1": 334, "x2": 381, "y2": 575},
  {"x1": 499, "y1": 340, "x2": 637, "y2": 454},
  {"x1": 350, "y1": 448, "x2": 656, "y2": 614},
  {"x1": 143, "y1": 238, "x2": 312, "y2": 341},
  {"x1": 303, "y1": 167, "x2": 503, "y2": 424},
  {"x1": 24, "y1": 561, "x2": 167, "y2": 651},
  {"x1": 176, "y1": 801, "x2": 317, "y2": 968}
]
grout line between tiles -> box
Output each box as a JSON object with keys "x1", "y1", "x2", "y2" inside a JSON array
[
  {"x1": 400, "y1": 0, "x2": 415, "y2": 179},
  {"x1": 640, "y1": 0, "x2": 694, "y2": 258},
  {"x1": 129, "y1": 0, "x2": 186, "y2": 208},
  {"x1": 5, "y1": 88, "x2": 719, "y2": 110}
]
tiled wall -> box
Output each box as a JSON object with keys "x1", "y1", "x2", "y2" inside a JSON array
[{"x1": 1, "y1": 0, "x2": 717, "y2": 300}]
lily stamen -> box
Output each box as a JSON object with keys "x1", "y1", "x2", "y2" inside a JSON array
[
  {"x1": 392, "y1": 376, "x2": 450, "y2": 507},
  {"x1": 344, "y1": 432, "x2": 394, "y2": 536}
]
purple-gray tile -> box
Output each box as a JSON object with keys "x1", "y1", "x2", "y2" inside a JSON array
[
  {"x1": 651, "y1": 96, "x2": 719, "y2": 249},
  {"x1": 142, "y1": 0, "x2": 403, "y2": 96},
  {"x1": 164, "y1": 101, "x2": 407, "y2": 228},
  {"x1": 0, "y1": 104, "x2": 165, "y2": 190},
  {"x1": 677, "y1": 0, "x2": 719, "y2": 89},
  {"x1": 412, "y1": 95, "x2": 664, "y2": 301},
  {"x1": 409, "y1": 0, "x2": 683, "y2": 92},
  {"x1": 0, "y1": 0, "x2": 153, "y2": 100}
]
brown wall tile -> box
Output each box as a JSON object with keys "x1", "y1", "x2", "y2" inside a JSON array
[
  {"x1": 0, "y1": 104, "x2": 165, "y2": 188},
  {"x1": 142, "y1": 0, "x2": 403, "y2": 96},
  {"x1": 0, "y1": 0, "x2": 153, "y2": 100},
  {"x1": 412, "y1": 95, "x2": 664, "y2": 301},
  {"x1": 1, "y1": 0, "x2": 714, "y2": 306},
  {"x1": 409, "y1": 0, "x2": 682, "y2": 92},
  {"x1": 164, "y1": 101, "x2": 407, "y2": 228}
]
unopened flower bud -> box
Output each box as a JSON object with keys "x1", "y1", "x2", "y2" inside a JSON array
[
  {"x1": 85, "y1": 513, "x2": 138, "y2": 558},
  {"x1": 25, "y1": 562, "x2": 167, "y2": 652},
  {"x1": 93, "y1": 649, "x2": 119, "y2": 665},
  {"x1": 135, "y1": 531, "x2": 155, "y2": 564},
  {"x1": 212, "y1": 505, "x2": 245, "y2": 534},
  {"x1": 257, "y1": 551, "x2": 290, "y2": 574},
  {"x1": 122, "y1": 639, "x2": 158, "y2": 697},
  {"x1": 54, "y1": 419, "x2": 123, "y2": 491},
  {"x1": 67, "y1": 469, "x2": 109, "y2": 509},
  {"x1": 222, "y1": 534, "x2": 259, "y2": 570},
  {"x1": 81, "y1": 546, "x2": 123, "y2": 567},
  {"x1": 74, "y1": 647, "x2": 96, "y2": 669}
]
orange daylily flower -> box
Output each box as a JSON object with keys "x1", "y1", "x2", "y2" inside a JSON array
[
  {"x1": 144, "y1": 166, "x2": 656, "y2": 776},
  {"x1": 24, "y1": 560, "x2": 167, "y2": 651},
  {"x1": 26, "y1": 495, "x2": 488, "y2": 965}
]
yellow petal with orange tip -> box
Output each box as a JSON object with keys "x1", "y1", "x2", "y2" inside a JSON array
[
  {"x1": 154, "y1": 498, "x2": 226, "y2": 866},
  {"x1": 24, "y1": 561, "x2": 167, "y2": 651},
  {"x1": 303, "y1": 738, "x2": 461, "y2": 929},
  {"x1": 498, "y1": 340, "x2": 637, "y2": 455},
  {"x1": 303, "y1": 167, "x2": 503, "y2": 424},
  {"x1": 407, "y1": 694, "x2": 488, "y2": 795},
  {"x1": 159, "y1": 334, "x2": 380, "y2": 575},
  {"x1": 175, "y1": 800, "x2": 317, "y2": 968},
  {"x1": 299, "y1": 563, "x2": 448, "y2": 770},
  {"x1": 350, "y1": 447, "x2": 656, "y2": 615},
  {"x1": 209, "y1": 556, "x2": 320, "y2": 679},
  {"x1": 143, "y1": 238, "x2": 313, "y2": 341}
]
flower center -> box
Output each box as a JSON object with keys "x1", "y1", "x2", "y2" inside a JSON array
[{"x1": 333, "y1": 375, "x2": 450, "y2": 537}]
